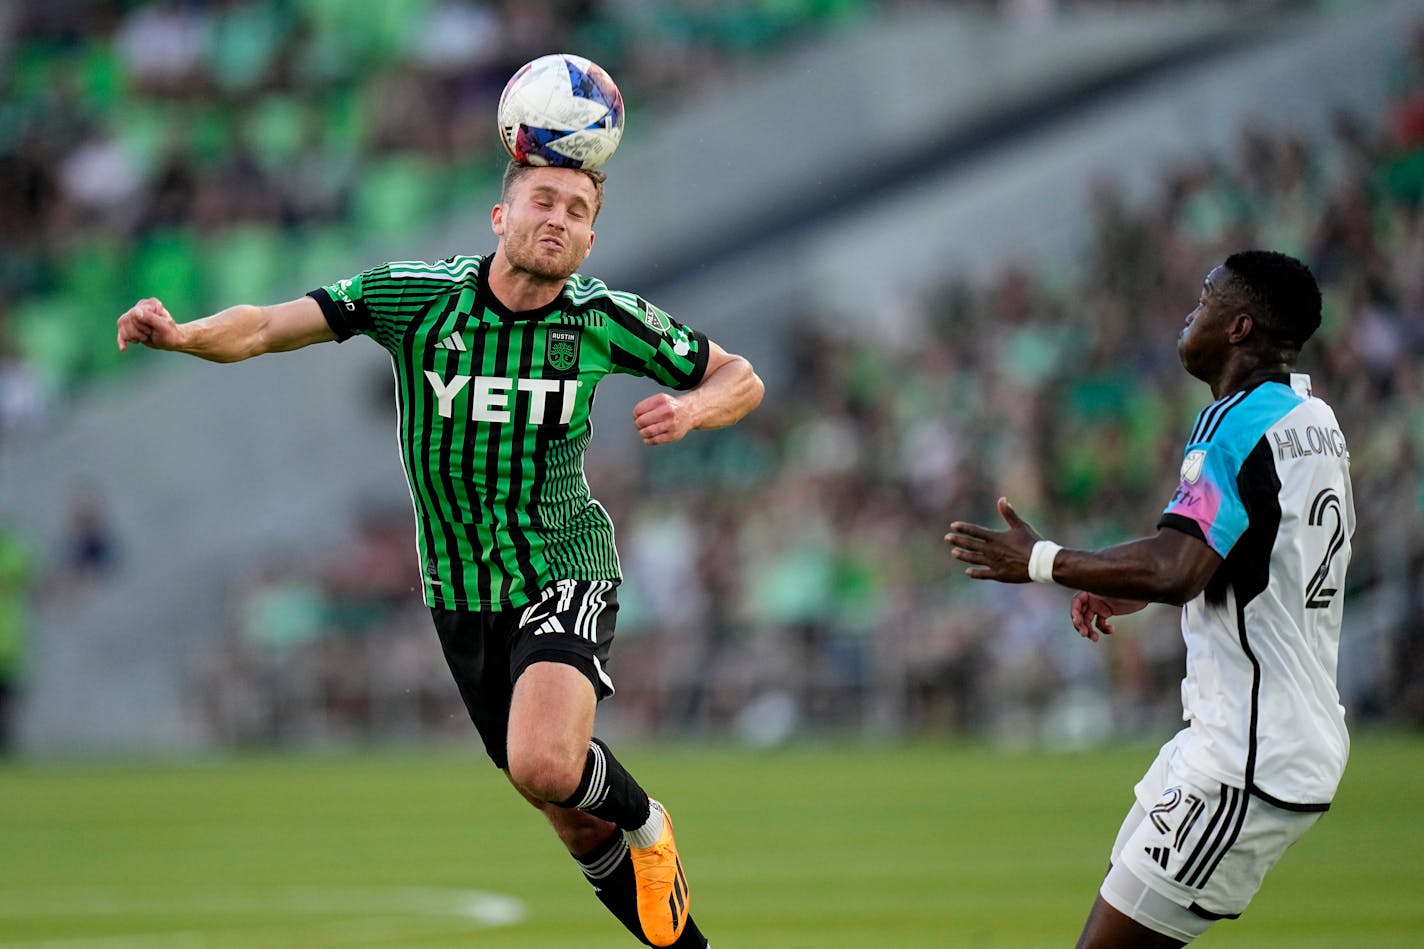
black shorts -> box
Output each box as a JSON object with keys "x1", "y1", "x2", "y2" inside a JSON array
[{"x1": 431, "y1": 578, "x2": 619, "y2": 769}]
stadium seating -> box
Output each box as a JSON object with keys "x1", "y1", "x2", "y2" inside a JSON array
[
  {"x1": 0, "y1": 0, "x2": 872, "y2": 429},
  {"x1": 4, "y1": 1, "x2": 1423, "y2": 754}
]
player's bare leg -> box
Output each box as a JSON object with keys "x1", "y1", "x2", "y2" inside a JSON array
[
  {"x1": 505, "y1": 661, "x2": 596, "y2": 803},
  {"x1": 506, "y1": 661, "x2": 701, "y2": 947}
]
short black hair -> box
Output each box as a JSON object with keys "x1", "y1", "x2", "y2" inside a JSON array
[{"x1": 1221, "y1": 250, "x2": 1322, "y2": 350}]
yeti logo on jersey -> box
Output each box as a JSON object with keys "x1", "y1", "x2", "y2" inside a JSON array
[
  {"x1": 424, "y1": 371, "x2": 582, "y2": 425},
  {"x1": 1180, "y1": 450, "x2": 1206, "y2": 484},
  {"x1": 547, "y1": 328, "x2": 580, "y2": 372}
]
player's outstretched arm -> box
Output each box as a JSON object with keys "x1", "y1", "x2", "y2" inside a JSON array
[
  {"x1": 946, "y1": 497, "x2": 1222, "y2": 604},
  {"x1": 632, "y1": 340, "x2": 764, "y2": 446},
  {"x1": 1054, "y1": 531, "x2": 1220, "y2": 605},
  {"x1": 116, "y1": 296, "x2": 337, "y2": 363}
]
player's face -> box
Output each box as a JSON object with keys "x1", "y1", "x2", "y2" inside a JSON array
[
  {"x1": 1177, "y1": 266, "x2": 1236, "y2": 381},
  {"x1": 492, "y1": 168, "x2": 597, "y2": 282}
]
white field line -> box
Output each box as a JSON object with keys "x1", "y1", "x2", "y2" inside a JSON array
[{"x1": 0, "y1": 886, "x2": 526, "y2": 945}]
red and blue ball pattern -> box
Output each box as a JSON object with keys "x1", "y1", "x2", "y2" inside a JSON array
[{"x1": 499, "y1": 54, "x2": 624, "y2": 170}]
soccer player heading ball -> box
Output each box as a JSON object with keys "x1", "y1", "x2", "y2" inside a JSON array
[
  {"x1": 947, "y1": 251, "x2": 1350, "y2": 948},
  {"x1": 117, "y1": 89, "x2": 762, "y2": 944}
]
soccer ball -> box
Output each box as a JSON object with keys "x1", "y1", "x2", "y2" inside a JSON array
[{"x1": 497, "y1": 53, "x2": 624, "y2": 170}]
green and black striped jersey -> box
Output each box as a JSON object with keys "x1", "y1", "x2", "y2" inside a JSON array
[{"x1": 309, "y1": 254, "x2": 709, "y2": 611}]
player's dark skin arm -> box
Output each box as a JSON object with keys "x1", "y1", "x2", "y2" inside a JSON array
[{"x1": 946, "y1": 497, "x2": 1222, "y2": 639}]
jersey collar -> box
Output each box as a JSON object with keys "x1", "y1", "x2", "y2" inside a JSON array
[{"x1": 476, "y1": 254, "x2": 572, "y2": 321}]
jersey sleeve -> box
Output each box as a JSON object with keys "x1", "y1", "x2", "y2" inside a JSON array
[
  {"x1": 1159, "y1": 430, "x2": 1250, "y2": 557},
  {"x1": 308, "y1": 270, "x2": 379, "y2": 342},
  {"x1": 602, "y1": 294, "x2": 710, "y2": 390},
  {"x1": 308, "y1": 262, "x2": 449, "y2": 350}
]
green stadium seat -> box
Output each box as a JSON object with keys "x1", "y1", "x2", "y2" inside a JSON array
[
  {"x1": 202, "y1": 225, "x2": 291, "y2": 313},
  {"x1": 350, "y1": 154, "x2": 444, "y2": 240}
]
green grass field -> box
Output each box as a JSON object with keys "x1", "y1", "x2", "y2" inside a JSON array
[{"x1": 2, "y1": 732, "x2": 1420, "y2": 948}]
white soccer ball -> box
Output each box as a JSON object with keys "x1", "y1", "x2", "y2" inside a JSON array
[{"x1": 497, "y1": 53, "x2": 624, "y2": 170}]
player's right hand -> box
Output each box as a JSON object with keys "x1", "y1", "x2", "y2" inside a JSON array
[{"x1": 116, "y1": 297, "x2": 182, "y2": 352}]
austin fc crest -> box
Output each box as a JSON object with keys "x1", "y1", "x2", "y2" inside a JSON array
[{"x1": 547, "y1": 328, "x2": 580, "y2": 373}]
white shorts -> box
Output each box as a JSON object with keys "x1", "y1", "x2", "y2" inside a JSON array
[{"x1": 1100, "y1": 739, "x2": 1323, "y2": 943}]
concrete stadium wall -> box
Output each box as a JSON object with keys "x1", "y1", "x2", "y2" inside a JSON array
[{"x1": 644, "y1": 0, "x2": 1423, "y2": 350}]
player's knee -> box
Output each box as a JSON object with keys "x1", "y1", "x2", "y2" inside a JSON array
[{"x1": 507, "y1": 743, "x2": 582, "y2": 802}]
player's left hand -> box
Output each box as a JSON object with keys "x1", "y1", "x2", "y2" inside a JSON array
[
  {"x1": 632, "y1": 392, "x2": 694, "y2": 445},
  {"x1": 944, "y1": 497, "x2": 1042, "y2": 583},
  {"x1": 1070, "y1": 591, "x2": 1148, "y2": 642}
]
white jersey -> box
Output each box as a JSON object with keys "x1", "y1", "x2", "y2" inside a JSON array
[{"x1": 1159, "y1": 373, "x2": 1352, "y2": 810}]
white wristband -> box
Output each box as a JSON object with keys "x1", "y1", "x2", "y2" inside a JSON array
[{"x1": 1028, "y1": 540, "x2": 1062, "y2": 584}]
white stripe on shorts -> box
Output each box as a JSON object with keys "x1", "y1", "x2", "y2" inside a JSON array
[{"x1": 576, "y1": 580, "x2": 614, "y2": 644}]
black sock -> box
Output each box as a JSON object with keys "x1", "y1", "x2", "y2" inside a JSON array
[
  {"x1": 557, "y1": 736, "x2": 651, "y2": 830},
  {"x1": 575, "y1": 831, "x2": 709, "y2": 947},
  {"x1": 576, "y1": 831, "x2": 645, "y2": 943}
]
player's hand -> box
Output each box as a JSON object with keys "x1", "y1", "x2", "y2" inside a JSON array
[
  {"x1": 1069, "y1": 591, "x2": 1148, "y2": 642},
  {"x1": 632, "y1": 392, "x2": 694, "y2": 446},
  {"x1": 116, "y1": 298, "x2": 184, "y2": 352},
  {"x1": 944, "y1": 497, "x2": 1041, "y2": 583}
]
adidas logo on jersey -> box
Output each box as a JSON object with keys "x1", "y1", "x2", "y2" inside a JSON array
[{"x1": 434, "y1": 333, "x2": 467, "y2": 352}]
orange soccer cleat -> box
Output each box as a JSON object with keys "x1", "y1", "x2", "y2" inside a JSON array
[{"x1": 628, "y1": 801, "x2": 690, "y2": 946}]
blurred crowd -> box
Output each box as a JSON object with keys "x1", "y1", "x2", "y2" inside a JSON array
[
  {"x1": 187, "y1": 21, "x2": 1424, "y2": 749},
  {"x1": 4, "y1": 2, "x2": 1420, "y2": 751},
  {"x1": 0, "y1": 0, "x2": 1328, "y2": 437},
  {"x1": 0, "y1": 0, "x2": 871, "y2": 438}
]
